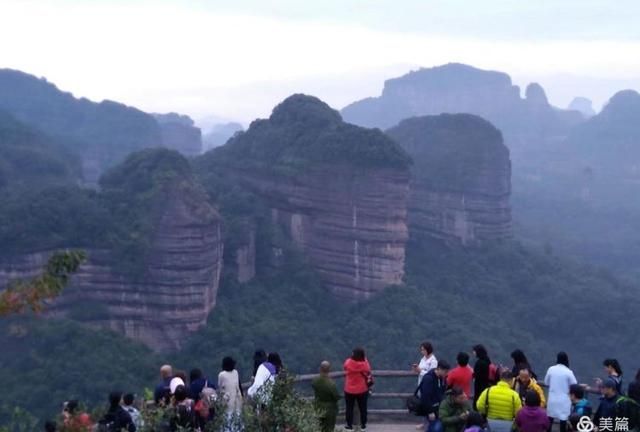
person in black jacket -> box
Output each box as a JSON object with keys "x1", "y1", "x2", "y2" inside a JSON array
[
  {"x1": 473, "y1": 345, "x2": 492, "y2": 409},
  {"x1": 420, "y1": 360, "x2": 450, "y2": 430},
  {"x1": 98, "y1": 391, "x2": 136, "y2": 432},
  {"x1": 511, "y1": 349, "x2": 535, "y2": 379},
  {"x1": 629, "y1": 369, "x2": 640, "y2": 404}
]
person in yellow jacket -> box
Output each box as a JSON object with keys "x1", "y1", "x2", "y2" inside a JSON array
[
  {"x1": 512, "y1": 368, "x2": 547, "y2": 407},
  {"x1": 477, "y1": 370, "x2": 522, "y2": 432}
]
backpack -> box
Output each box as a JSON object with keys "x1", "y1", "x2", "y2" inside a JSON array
[
  {"x1": 96, "y1": 411, "x2": 118, "y2": 432},
  {"x1": 174, "y1": 400, "x2": 196, "y2": 429},
  {"x1": 488, "y1": 364, "x2": 500, "y2": 384},
  {"x1": 195, "y1": 386, "x2": 218, "y2": 419}
]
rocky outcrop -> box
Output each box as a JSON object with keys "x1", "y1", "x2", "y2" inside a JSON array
[
  {"x1": 341, "y1": 63, "x2": 584, "y2": 156},
  {"x1": 202, "y1": 94, "x2": 411, "y2": 301},
  {"x1": 0, "y1": 186, "x2": 223, "y2": 352},
  {"x1": 387, "y1": 114, "x2": 512, "y2": 245},
  {"x1": 568, "y1": 97, "x2": 596, "y2": 118},
  {"x1": 565, "y1": 90, "x2": 640, "y2": 178},
  {"x1": 154, "y1": 113, "x2": 203, "y2": 156}
]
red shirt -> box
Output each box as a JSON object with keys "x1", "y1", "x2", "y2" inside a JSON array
[
  {"x1": 446, "y1": 365, "x2": 473, "y2": 397},
  {"x1": 343, "y1": 358, "x2": 371, "y2": 395}
]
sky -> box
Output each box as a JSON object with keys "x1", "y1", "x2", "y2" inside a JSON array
[{"x1": 1, "y1": 0, "x2": 640, "y2": 128}]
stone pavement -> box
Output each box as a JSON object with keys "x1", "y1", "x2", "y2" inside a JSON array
[{"x1": 334, "y1": 425, "x2": 418, "y2": 432}]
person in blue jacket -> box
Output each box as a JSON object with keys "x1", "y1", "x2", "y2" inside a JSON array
[{"x1": 420, "y1": 360, "x2": 451, "y2": 432}]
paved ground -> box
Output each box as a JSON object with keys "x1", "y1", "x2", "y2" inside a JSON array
[{"x1": 334, "y1": 425, "x2": 418, "y2": 432}]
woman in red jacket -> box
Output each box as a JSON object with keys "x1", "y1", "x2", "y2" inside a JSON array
[{"x1": 343, "y1": 347, "x2": 372, "y2": 431}]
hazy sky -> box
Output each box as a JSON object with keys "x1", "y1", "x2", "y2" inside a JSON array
[{"x1": 2, "y1": 0, "x2": 640, "y2": 127}]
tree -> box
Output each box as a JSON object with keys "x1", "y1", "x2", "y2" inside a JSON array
[{"x1": 0, "y1": 250, "x2": 86, "y2": 316}]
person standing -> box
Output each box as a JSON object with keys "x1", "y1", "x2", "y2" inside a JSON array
[
  {"x1": 154, "y1": 364, "x2": 173, "y2": 405},
  {"x1": 544, "y1": 352, "x2": 577, "y2": 432},
  {"x1": 511, "y1": 350, "x2": 535, "y2": 379},
  {"x1": 515, "y1": 391, "x2": 550, "y2": 432},
  {"x1": 447, "y1": 352, "x2": 474, "y2": 398},
  {"x1": 344, "y1": 347, "x2": 372, "y2": 431},
  {"x1": 312, "y1": 361, "x2": 340, "y2": 432},
  {"x1": 477, "y1": 370, "x2": 522, "y2": 432},
  {"x1": 248, "y1": 352, "x2": 281, "y2": 401},
  {"x1": 98, "y1": 392, "x2": 136, "y2": 432},
  {"x1": 628, "y1": 369, "x2": 640, "y2": 404},
  {"x1": 420, "y1": 360, "x2": 451, "y2": 432},
  {"x1": 413, "y1": 342, "x2": 438, "y2": 385},
  {"x1": 595, "y1": 359, "x2": 624, "y2": 395},
  {"x1": 218, "y1": 356, "x2": 244, "y2": 418},
  {"x1": 122, "y1": 394, "x2": 143, "y2": 430},
  {"x1": 472, "y1": 344, "x2": 492, "y2": 408},
  {"x1": 513, "y1": 368, "x2": 546, "y2": 407}
]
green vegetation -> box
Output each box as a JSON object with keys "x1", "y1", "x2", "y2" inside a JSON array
[
  {"x1": 0, "y1": 69, "x2": 162, "y2": 176},
  {"x1": 175, "y1": 235, "x2": 638, "y2": 387},
  {"x1": 0, "y1": 317, "x2": 159, "y2": 425},
  {"x1": 386, "y1": 114, "x2": 508, "y2": 192},
  {"x1": 0, "y1": 147, "x2": 208, "y2": 275},
  {"x1": 0, "y1": 110, "x2": 80, "y2": 190},
  {"x1": 207, "y1": 94, "x2": 411, "y2": 171},
  {"x1": 0, "y1": 250, "x2": 86, "y2": 316}
]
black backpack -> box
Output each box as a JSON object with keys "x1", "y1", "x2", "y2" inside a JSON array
[
  {"x1": 96, "y1": 412, "x2": 118, "y2": 432},
  {"x1": 172, "y1": 402, "x2": 196, "y2": 430}
]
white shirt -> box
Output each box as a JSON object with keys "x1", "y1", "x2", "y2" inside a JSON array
[
  {"x1": 248, "y1": 363, "x2": 276, "y2": 401},
  {"x1": 418, "y1": 354, "x2": 438, "y2": 384},
  {"x1": 218, "y1": 369, "x2": 243, "y2": 414},
  {"x1": 544, "y1": 364, "x2": 577, "y2": 420}
]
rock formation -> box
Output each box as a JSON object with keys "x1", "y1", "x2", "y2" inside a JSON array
[
  {"x1": 341, "y1": 63, "x2": 584, "y2": 156},
  {"x1": 199, "y1": 94, "x2": 412, "y2": 301},
  {"x1": 565, "y1": 90, "x2": 640, "y2": 177},
  {"x1": 0, "y1": 149, "x2": 223, "y2": 352},
  {"x1": 386, "y1": 114, "x2": 512, "y2": 245},
  {"x1": 568, "y1": 97, "x2": 596, "y2": 117},
  {"x1": 154, "y1": 113, "x2": 203, "y2": 156}
]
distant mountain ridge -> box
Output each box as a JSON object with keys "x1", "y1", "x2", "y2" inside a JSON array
[
  {"x1": 0, "y1": 69, "x2": 202, "y2": 182},
  {"x1": 341, "y1": 63, "x2": 585, "y2": 156}
]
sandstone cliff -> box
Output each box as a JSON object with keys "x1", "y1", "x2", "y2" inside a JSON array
[
  {"x1": 198, "y1": 94, "x2": 411, "y2": 301},
  {"x1": 0, "y1": 149, "x2": 223, "y2": 352},
  {"x1": 154, "y1": 113, "x2": 203, "y2": 156},
  {"x1": 387, "y1": 114, "x2": 512, "y2": 245}
]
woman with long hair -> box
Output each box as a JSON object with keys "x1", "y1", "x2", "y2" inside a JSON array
[
  {"x1": 596, "y1": 358, "x2": 624, "y2": 395},
  {"x1": 544, "y1": 352, "x2": 577, "y2": 432},
  {"x1": 472, "y1": 344, "x2": 491, "y2": 408}
]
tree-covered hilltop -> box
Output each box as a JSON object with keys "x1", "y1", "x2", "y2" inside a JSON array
[
  {"x1": 0, "y1": 69, "x2": 162, "y2": 180},
  {"x1": 565, "y1": 89, "x2": 640, "y2": 171},
  {"x1": 0, "y1": 148, "x2": 213, "y2": 275},
  {"x1": 386, "y1": 114, "x2": 509, "y2": 193},
  {"x1": 207, "y1": 94, "x2": 411, "y2": 170},
  {"x1": 0, "y1": 110, "x2": 81, "y2": 190}
]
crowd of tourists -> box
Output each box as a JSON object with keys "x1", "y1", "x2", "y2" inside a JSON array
[
  {"x1": 396, "y1": 344, "x2": 640, "y2": 432},
  {"x1": 43, "y1": 344, "x2": 640, "y2": 432}
]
